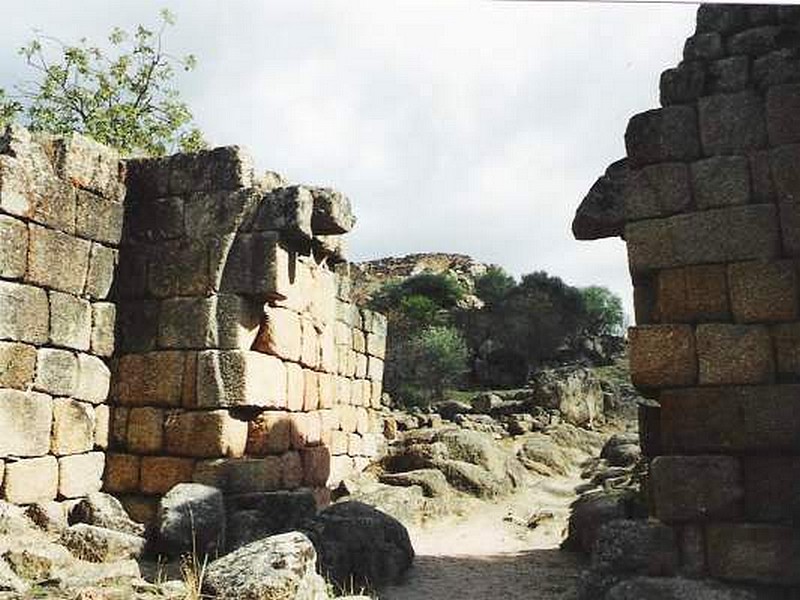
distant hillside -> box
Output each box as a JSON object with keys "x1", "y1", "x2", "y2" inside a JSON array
[{"x1": 351, "y1": 252, "x2": 495, "y2": 304}]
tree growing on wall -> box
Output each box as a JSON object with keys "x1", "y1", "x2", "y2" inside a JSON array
[{"x1": 0, "y1": 9, "x2": 206, "y2": 155}]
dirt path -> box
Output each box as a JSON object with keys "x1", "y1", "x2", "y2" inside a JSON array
[{"x1": 379, "y1": 475, "x2": 587, "y2": 600}]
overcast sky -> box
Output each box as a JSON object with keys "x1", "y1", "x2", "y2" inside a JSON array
[{"x1": 2, "y1": 1, "x2": 701, "y2": 319}]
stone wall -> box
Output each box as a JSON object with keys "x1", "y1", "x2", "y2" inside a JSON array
[
  {"x1": 574, "y1": 3, "x2": 800, "y2": 589},
  {"x1": 0, "y1": 126, "x2": 124, "y2": 505},
  {"x1": 0, "y1": 126, "x2": 386, "y2": 520}
]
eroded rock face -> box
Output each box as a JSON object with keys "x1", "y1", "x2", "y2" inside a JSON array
[
  {"x1": 528, "y1": 367, "x2": 604, "y2": 428},
  {"x1": 572, "y1": 159, "x2": 628, "y2": 240},
  {"x1": 156, "y1": 483, "x2": 226, "y2": 558},
  {"x1": 203, "y1": 531, "x2": 328, "y2": 600},
  {"x1": 302, "y1": 501, "x2": 414, "y2": 589}
]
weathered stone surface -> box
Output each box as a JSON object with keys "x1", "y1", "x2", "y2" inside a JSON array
[
  {"x1": 770, "y1": 143, "x2": 800, "y2": 203},
  {"x1": 125, "y1": 196, "x2": 184, "y2": 242},
  {"x1": 696, "y1": 4, "x2": 748, "y2": 34},
  {"x1": 156, "y1": 483, "x2": 225, "y2": 557},
  {"x1": 115, "y1": 300, "x2": 158, "y2": 353},
  {"x1": 302, "y1": 501, "x2": 413, "y2": 588},
  {"x1": 51, "y1": 398, "x2": 95, "y2": 456},
  {"x1": 0, "y1": 390, "x2": 52, "y2": 458},
  {"x1": 34, "y1": 348, "x2": 77, "y2": 396},
  {"x1": 707, "y1": 524, "x2": 800, "y2": 585},
  {"x1": 126, "y1": 407, "x2": 164, "y2": 454},
  {"x1": 224, "y1": 457, "x2": 283, "y2": 493},
  {"x1": 626, "y1": 205, "x2": 780, "y2": 273},
  {"x1": 660, "y1": 62, "x2": 705, "y2": 106},
  {"x1": 380, "y1": 470, "x2": 451, "y2": 498},
  {"x1": 696, "y1": 324, "x2": 774, "y2": 385},
  {"x1": 743, "y1": 456, "x2": 800, "y2": 522},
  {"x1": 94, "y1": 403, "x2": 109, "y2": 449},
  {"x1": 0, "y1": 281, "x2": 49, "y2": 344},
  {"x1": 219, "y1": 231, "x2": 288, "y2": 299},
  {"x1": 302, "y1": 446, "x2": 331, "y2": 488},
  {"x1": 706, "y1": 56, "x2": 750, "y2": 94},
  {"x1": 25, "y1": 501, "x2": 67, "y2": 533},
  {"x1": 226, "y1": 490, "x2": 317, "y2": 551},
  {"x1": 309, "y1": 186, "x2": 355, "y2": 235},
  {"x1": 727, "y1": 25, "x2": 782, "y2": 56},
  {"x1": 164, "y1": 410, "x2": 248, "y2": 458},
  {"x1": 772, "y1": 322, "x2": 800, "y2": 376},
  {"x1": 651, "y1": 455, "x2": 743, "y2": 522},
  {"x1": 303, "y1": 370, "x2": 320, "y2": 411},
  {"x1": 254, "y1": 306, "x2": 302, "y2": 361},
  {"x1": 656, "y1": 265, "x2": 729, "y2": 323},
  {"x1": 592, "y1": 519, "x2": 678, "y2": 576},
  {"x1": 766, "y1": 83, "x2": 800, "y2": 145},
  {"x1": 139, "y1": 457, "x2": 195, "y2": 495},
  {"x1": 58, "y1": 452, "x2": 104, "y2": 498},
  {"x1": 625, "y1": 106, "x2": 701, "y2": 167},
  {"x1": 74, "y1": 353, "x2": 111, "y2": 404},
  {"x1": 754, "y1": 48, "x2": 800, "y2": 89},
  {"x1": 0, "y1": 215, "x2": 27, "y2": 279},
  {"x1": 75, "y1": 190, "x2": 124, "y2": 244},
  {"x1": 629, "y1": 325, "x2": 696, "y2": 389},
  {"x1": 698, "y1": 91, "x2": 767, "y2": 155},
  {"x1": 116, "y1": 351, "x2": 185, "y2": 407},
  {"x1": 196, "y1": 350, "x2": 287, "y2": 408},
  {"x1": 624, "y1": 163, "x2": 690, "y2": 221},
  {"x1": 71, "y1": 492, "x2": 145, "y2": 536},
  {"x1": 84, "y1": 243, "x2": 117, "y2": 299},
  {"x1": 203, "y1": 531, "x2": 327, "y2": 600},
  {"x1": 779, "y1": 202, "x2": 800, "y2": 255},
  {"x1": 690, "y1": 156, "x2": 750, "y2": 209},
  {"x1": 49, "y1": 291, "x2": 91, "y2": 351},
  {"x1": 53, "y1": 133, "x2": 124, "y2": 200},
  {"x1": 90, "y1": 302, "x2": 115, "y2": 357},
  {"x1": 729, "y1": 260, "x2": 798, "y2": 323},
  {"x1": 684, "y1": 32, "x2": 724, "y2": 61},
  {"x1": 26, "y1": 224, "x2": 91, "y2": 294},
  {"x1": 60, "y1": 523, "x2": 145, "y2": 563},
  {"x1": 252, "y1": 185, "x2": 313, "y2": 241},
  {"x1": 103, "y1": 454, "x2": 140, "y2": 494},
  {"x1": 147, "y1": 239, "x2": 209, "y2": 298},
  {"x1": 0, "y1": 342, "x2": 36, "y2": 389},
  {"x1": 3, "y1": 456, "x2": 58, "y2": 504},
  {"x1": 660, "y1": 385, "x2": 800, "y2": 453}
]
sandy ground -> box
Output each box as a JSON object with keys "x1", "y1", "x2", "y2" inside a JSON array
[{"x1": 378, "y1": 475, "x2": 587, "y2": 600}]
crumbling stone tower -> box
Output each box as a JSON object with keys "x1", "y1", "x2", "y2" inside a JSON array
[
  {"x1": 0, "y1": 125, "x2": 386, "y2": 523},
  {"x1": 574, "y1": 4, "x2": 800, "y2": 589}
]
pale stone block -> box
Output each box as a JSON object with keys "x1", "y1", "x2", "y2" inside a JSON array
[
  {"x1": 303, "y1": 370, "x2": 319, "y2": 411},
  {"x1": 75, "y1": 190, "x2": 124, "y2": 244},
  {"x1": 286, "y1": 362, "x2": 305, "y2": 411},
  {"x1": 49, "y1": 291, "x2": 91, "y2": 351},
  {"x1": 351, "y1": 378, "x2": 365, "y2": 407},
  {"x1": 0, "y1": 341, "x2": 36, "y2": 389},
  {"x1": 0, "y1": 389, "x2": 52, "y2": 457},
  {"x1": 53, "y1": 133, "x2": 124, "y2": 200},
  {"x1": 0, "y1": 215, "x2": 27, "y2": 279},
  {"x1": 355, "y1": 407, "x2": 370, "y2": 435},
  {"x1": 3, "y1": 456, "x2": 58, "y2": 504},
  {"x1": 196, "y1": 350, "x2": 287, "y2": 408},
  {"x1": 336, "y1": 405, "x2": 358, "y2": 434},
  {"x1": 0, "y1": 281, "x2": 49, "y2": 344},
  {"x1": 164, "y1": 410, "x2": 248, "y2": 458},
  {"x1": 347, "y1": 433, "x2": 363, "y2": 456},
  {"x1": 300, "y1": 317, "x2": 320, "y2": 369},
  {"x1": 94, "y1": 404, "x2": 110, "y2": 449},
  {"x1": 330, "y1": 430, "x2": 349, "y2": 455},
  {"x1": 51, "y1": 398, "x2": 95, "y2": 456},
  {"x1": 355, "y1": 353, "x2": 368, "y2": 379},
  {"x1": 352, "y1": 329, "x2": 366, "y2": 354},
  {"x1": 91, "y1": 302, "x2": 116, "y2": 357},
  {"x1": 371, "y1": 380, "x2": 383, "y2": 409},
  {"x1": 366, "y1": 333, "x2": 387, "y2": 359},
  {"x1": 254, "y1": 306, "x2": 302, "y2": 361},
  {"x1": 290, "y1": 412, "x2": 321, "y2": 449},
  {"x1": 75, "y1": 353, "x2": 111, "y2": 404},
  {"x1": 368, "y1": 356, "x2": 384, "y2": 382},
  {"x1": 26, "y1": 224, "x2": 90, "y2": 294},
  {"x1": 84, "y1": 243, "x2": 117, "y2": 299},
  {"x1": 335, "y1": 321, "x2": 352, "y2": 347},
  {"x1": 318, "y1": 372, "x2": 335, "y2": 409},
  {"x1": 319, "y1": 325, "x2": 336, "y2": 373},
  {"x1": 336, "y1": 376, "x2": 352, "y2": 406},
  {"x1": 310, "y1": 267, "x2": 337, "y2": 325},
  {"x1": 58, "y1": 452, "x2": 104, "y2": 498},
  {"x1": 327, "y1": 454, "x2": 352, "y2": 488},
  {"x1": 126, "y1": 407, "x2": 164, "y2": 454},
  {"x1": 34, "y1": 348, "x2": 77, "y2": 396}
]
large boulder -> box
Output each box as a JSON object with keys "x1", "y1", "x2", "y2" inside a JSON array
[
  {"x1": 591, "y1": 520, "x2": 679, "y2": 576},
  {"x1": 379, "y1": 469, "x2": 451, "y2": 498},
  {"x1": 60, "y1": 524, "x2": 146, "y2": 563},
  {"x1": 565, "y1": 490, "x2": 637, "y2": 554},
  {"x1": 70, "y1": 492, "x2": 145, "y2": 536},
  {"x1": 302, "y1": 501, "x2": 413, "y2": 588},
  {"x1": 203, "y1": 531, "x2": 328, "y2": 600},
  {"x1": 156, "y1": 483, "x2": 226, "y2": 557},
  {"x1": 528, "y1": 367, "x2": 604, "y2": 428},
  {"x1": 572, "y1": 158, "x2": 628, "y2": 241},
  {"x1": 226, "y1": 490, "x2": 318, "y2": 551},
  {"x1": 600, "y1": 433, "x2": 641, "y2": 468},
  {"x1": 604, "y1": 577, "x2": 775, "y2": 600},
  {"x1": 517, "y1": 433, "x2": 573, "y2": 477}
]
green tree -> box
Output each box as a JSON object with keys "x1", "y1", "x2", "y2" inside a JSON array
[
  {"x1": 580, "y1": 285, "x2": 624, "y2": 336},
  {"x1": 0, "y1": 9, "x2": 205, "y2": 155},
  {"x1": 392, "y1": 326, "x2": 468, "y2": 407},
  {"x1": 474, "y1": 266, "x2": 515, "y2": 306}
]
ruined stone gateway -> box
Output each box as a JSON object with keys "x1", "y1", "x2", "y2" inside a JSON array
[
  {"x1": 0, "y1": 125, "x2": 386, "y2": 524},
  {"x1": 575, "y1": 3, "x2": 800, "y2": 591}
]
